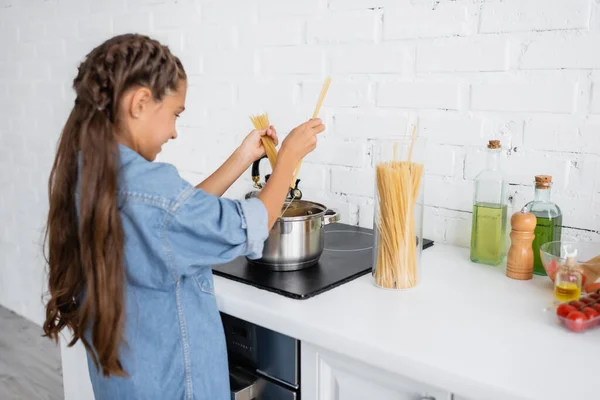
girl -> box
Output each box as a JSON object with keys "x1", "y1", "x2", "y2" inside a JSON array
[{"x1": 42, "y1": 34, "x2": 324, "y2": 399}]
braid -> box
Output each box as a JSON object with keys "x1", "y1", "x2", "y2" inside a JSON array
[{"x1": 73, "y1": 34, "x2": 185, "y2": 123}]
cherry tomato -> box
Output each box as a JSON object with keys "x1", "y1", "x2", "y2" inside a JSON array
[
  {"x1": 590, "y1": 293, "x2": 600, "y2": 300},
  {"x1": 593, "y1": 304, "x2": 600, "y2": 313},
  {"x1": 588, "y1": 298, "x2": 600, "y2": 307},
  {"x1": 581, "y1": 297, "x2": 594, "y2": 305},
  {"x1": 546, "y1": 260, "x2": 559, "y2": 281},
  {"x1": 569, "y1": 300, "x2": 585, "y2": 310},
  {"x1": 583, "y1": 307, "x2": 600, "y2": 325},
  {"x1": 565, "y1": 311, "x2": 589, "y2": 332},
  {"x1": 557, "y1": 304, "x2": 577, "y2": 319}
]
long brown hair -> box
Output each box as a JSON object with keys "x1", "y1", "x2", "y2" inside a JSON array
[{"x1": 43, "y1": 34, "x2": 186, "y2": 377}]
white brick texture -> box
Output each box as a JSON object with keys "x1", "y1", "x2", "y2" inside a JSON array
[
  {"x1": 591, "y1": 84, "x2": 600, "y2": 114},
  {"x1": 301, "y1": 79, "x2": 370, "y2": 108},
  {"x1": 334, "y1": 111, "x2": 407, "y2": 139},
  {"x1": 303, "y1": 138, "x2": 366, "y2": 167},
  {"x1": 471, "y1": 83, "x2": 576, "y2": 113},
  {"x1": 331, "y1": 44, "x2": 405, "y2": 74},
  {"x1": 377, "y1": 82, "x2": 461, "y2": 110},
  {"x1": 479, "y1": 0, "x2": 591, "y2": 33},
  {"x1": 2, "y1": 0, "x2": 600, "y2": 325},
  {"x1": 330, "y1": 168, "x2": 374, "y2": 197},
  {"x1": 260, "y1": 47, "x2": 324, "y2": 75},
  {"x1": 307, "y1": 10, "x2": 378, "y2": 44},
  {"x1": 524, "y1": 119, "x2": 600, "y2": 155},
  {"x1": 254, "y1": 19, "x2": 304, "y2": 47},
  {"x1": 416, "y1": 36, "x2": 508, "y2": 73},
  {"x1": 519, "y1": 32, "x2": 600, "y2": 70},
  {"x1": 384, "y1": 3, "x2": 470, "y2": 40}
]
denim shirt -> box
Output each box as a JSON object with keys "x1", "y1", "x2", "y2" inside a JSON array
[{"x1": 82, "y1": 144, "x2": 268, "y2": 400}]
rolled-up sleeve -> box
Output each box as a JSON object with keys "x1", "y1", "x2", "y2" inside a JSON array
[
  {"x1": 236, "y1": 198, "x2": 269, "y2": 259},
  {"x1": 164, "y1": 186, "x2": 269, "y2": 278}
]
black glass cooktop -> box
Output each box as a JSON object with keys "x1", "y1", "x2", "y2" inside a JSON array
[{"x1": 212, "y1": 223, "x2": 433, "y2": 300}]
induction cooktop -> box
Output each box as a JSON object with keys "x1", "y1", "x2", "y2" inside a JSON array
[{"x1": 212, "y1": 223, "x2": 433, "y2": 300}]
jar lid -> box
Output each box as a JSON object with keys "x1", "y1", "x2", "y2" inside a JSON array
[
  {"x1": 535, "y1": 175, "x2": 552, "y2": 189},
  {"x1": 487, "y1": 140, "x2": 501, "y2": 149}
]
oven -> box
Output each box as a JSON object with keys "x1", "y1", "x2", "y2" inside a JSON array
[{"x1": 221, "y1": 313, "x2": 300, "y2": 400}]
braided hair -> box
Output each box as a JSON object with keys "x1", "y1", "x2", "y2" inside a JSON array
[{"x1": 43, "y1": 34, "x2": 186, "y2": 377}]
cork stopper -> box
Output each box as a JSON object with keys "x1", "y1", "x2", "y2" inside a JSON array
[
  {"x1": 535, "y1": 175, "x2": 552, "y2": 189},
  {"x1": 487, "y1": 140, "x2": 501, "y2": 149}
]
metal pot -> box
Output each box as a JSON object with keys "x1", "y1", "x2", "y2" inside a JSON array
[{"x1": 247, "y1": 200, "x2": 340, "y2": 271}]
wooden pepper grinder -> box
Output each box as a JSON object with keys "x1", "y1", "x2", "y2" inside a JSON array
[{"x1": 506, "y1": 208, "x2": 537, "y2": 280}]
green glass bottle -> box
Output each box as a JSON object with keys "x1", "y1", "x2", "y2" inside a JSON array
[
  {"x1": 524, "y1": 175, "x2": 562, "y2": 276},
  {"x1": 470, "y1": 140, "x2": 509, "y2": 266}
]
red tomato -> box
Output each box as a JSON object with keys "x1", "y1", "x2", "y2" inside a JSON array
[
  {"x1": 583, "y1": 307, "x2": 600, "y2": 325},
  {"x1": 565, "y1": 311, "x2": 589, "y2": 332},
  {"x1": 546, "y1": 260, "x2": 559, "y2": 281},
  {"x1": 557, "y1": 304, "x2": 577, "y2": 319},
  {"x1": 590, "y1": 293, "x2": 600, "y2": 300},
  {"x1": 581, "y1": 297, "x2": 594, "y2": 304},
  {"x1": 569, "y1": 300, "x2": 585, "y2": 310},
  {"x1": 593, "y1": 304, "x2": 600, "y2": 313}
]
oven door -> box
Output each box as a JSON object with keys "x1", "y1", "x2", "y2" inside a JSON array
[{"x1": 229, "y1": 365, "x2": 297, "y2": 400}]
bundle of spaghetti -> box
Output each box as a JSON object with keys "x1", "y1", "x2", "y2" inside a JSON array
[
  {"x1": 374, "y1": 159, "x2": 424, "y2": 289},
  {"x1": 249, "y1": 113, "x2": 278, "y2": 169},
  {"x1": 291, "y1": 76, "x2": 331, "y2": 188}
]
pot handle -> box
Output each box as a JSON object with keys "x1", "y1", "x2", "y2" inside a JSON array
[{"x1": 323, "y1": 209, "x2": 340, "y2": 225}]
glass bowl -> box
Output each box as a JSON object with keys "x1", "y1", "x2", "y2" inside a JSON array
[{"x1": 540, "y1": 241, "x2": 600, "y2": 290}]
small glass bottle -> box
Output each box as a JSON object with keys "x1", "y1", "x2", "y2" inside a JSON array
[
  {"x1": 554, "y1": 246, "x2": 582, "y2": 303},
  {"x1": 524, "y1": 175, "x2": 562, "y2": 276},
  {"x1": 470, "y1": 140, "x2": 509, "y2": 266}
]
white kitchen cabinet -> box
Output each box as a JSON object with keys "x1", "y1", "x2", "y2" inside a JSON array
[{"x1": 301, "y1": 343, "x2": 452, "y2": 400}]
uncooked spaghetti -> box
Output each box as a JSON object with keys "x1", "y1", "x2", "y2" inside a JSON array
[
  {"x1": 374, "y1": 133, "x2": 424, "y2": 289},
  {"x1": 249, "y1": 113, "x2": 277, "y2": 169},
  {"x1": 249, "y1": 76, "x2": 331, "y2": 189},
  {"x1": 291, "y1": 76, "x2": 331, "y2": 188}
]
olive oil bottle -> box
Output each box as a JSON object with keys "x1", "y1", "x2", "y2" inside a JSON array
[
  {"x1": 524, "y1": 175, "x2": 562, "y2": 276},
  {"x1": 471, "y1": 203, "x2": 508, "y2": 264},
  {"x1": 470, "y1": 140, "x2": 508, "y2": 266}
]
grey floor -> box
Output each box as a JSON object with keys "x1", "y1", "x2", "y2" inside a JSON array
[{"x1": 0, "y1": 306, "x2": 63, "y2": 400}]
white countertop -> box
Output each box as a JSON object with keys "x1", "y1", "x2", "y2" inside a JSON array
[{"x1": 214, "y1": 244, "x2": 600, "y2": 400}]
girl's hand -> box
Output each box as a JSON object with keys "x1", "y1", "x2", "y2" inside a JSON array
[
  {"x1": 237, "y1": 126, "x2": 279, "y2": 165},
  {"x1": 278, "y1": 119, "x2": 325, "y2": 165}
]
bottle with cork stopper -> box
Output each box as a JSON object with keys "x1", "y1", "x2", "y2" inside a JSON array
[
  {"x1": 506, "y1": 207, "x2": 537, "y2": 280},
  {"x1": 470, "y1": 139, "x2": 509, "y2": 266},
  {"x1": 524, "y1": 175, "x2": 563, "y2": 276}
]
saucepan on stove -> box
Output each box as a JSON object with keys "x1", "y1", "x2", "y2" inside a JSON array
[{"x1": 247, "y1": 200, "x2": 340, "y2": 271}]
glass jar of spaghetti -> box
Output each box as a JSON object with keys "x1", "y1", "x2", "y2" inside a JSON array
[{"x1": 372, "y1": 135, "x2": 426, "y2": 290}]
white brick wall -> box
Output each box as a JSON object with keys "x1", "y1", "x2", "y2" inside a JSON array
[
  {"x1": 377, "y1": 82, "x2": 461, "y2": 110},
  {"x1": 479, "y1": 0, "x2": 591, "y2": 33},
  {"x1": 591, "y1": 84, "x2": 600, "y2": 113},
  {"x1": 383, "y1": 3, "x2": 471, "y2": 40},
  {"x1": 2, "y1": 0, "x2": 600, "y2": 328},
  {"x1": 471, "y1": 82, "x2": 576, "y2": 113},
  {"x1": 518, "y1": 32, "x2": 600, "y2": 70},
  {"x1": 330, "y1": 44, "x2": 406, "y2": 74},
  {"x1": 307, "y1": 10, "x2": 378, "y2": 44},
  {"x1": 416, "y1": 36, "x2": 508, "y2": 73}
]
